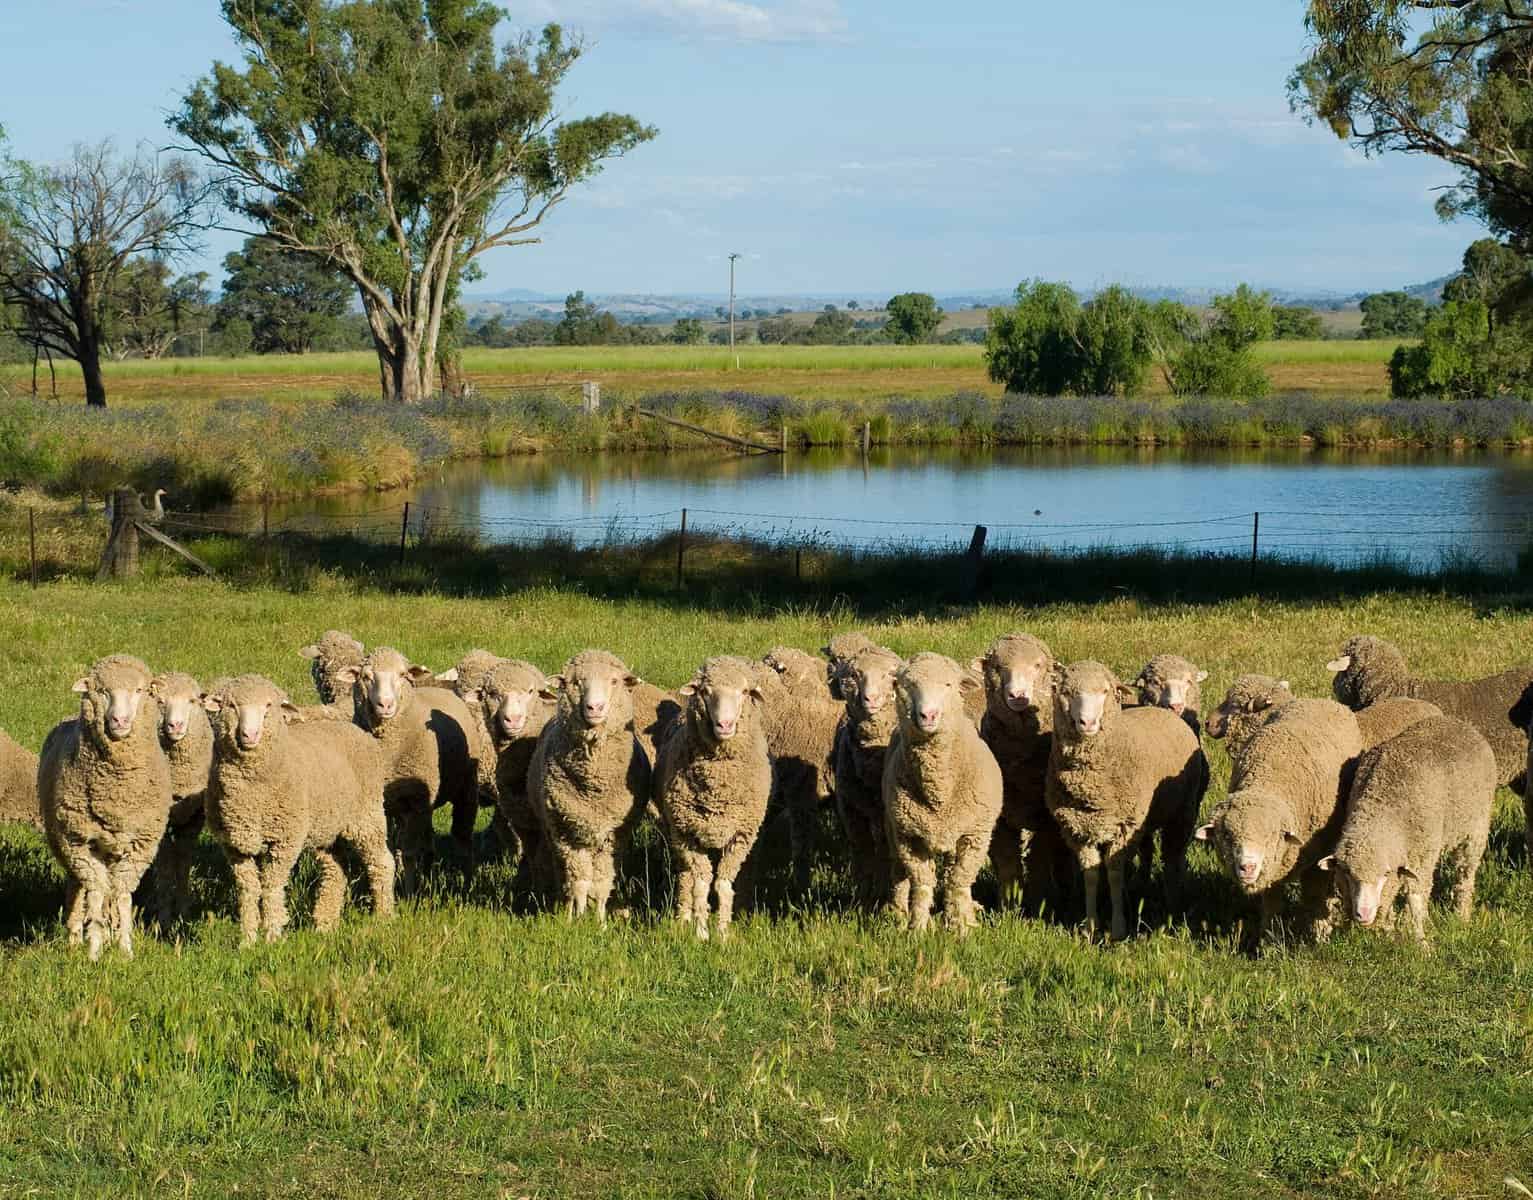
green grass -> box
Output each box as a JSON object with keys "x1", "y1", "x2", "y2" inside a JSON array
[
  {"x1": 0, "y1": 569, "x2": 1532, "y2": 1197},
  {"x1": 1250, "y1": 338, "x2": 1403, "y2": 366}
]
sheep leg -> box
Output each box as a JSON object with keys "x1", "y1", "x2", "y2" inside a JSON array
[
  {"x1": 155, "y1": 816, "x2": 202, "y2": 930},
  {"x1": 1160, "y1": 827, "x2": 1190, "y2": 916},
  {"x1": 838, "y1": 800, "x2": 882, "y2": 911},
  {"x1": 945, "y1": 831, "x2": 988, "y2": 933},
  {"x1": 448, "y1": 789, "x2": 477, "y2": 870},
  {"x1": 1105, "y1": 846, "x2": 1130, "y2": 942},
  {"x1": 258, "y1": 850, "x2": 297, "y2": 941},
  {"x1": 62, "y1": 878, "x2": 84, "y2": 947},
  {"x1": 1133, "y1": 837, "x2": 1154, "y2": 900},
  {"x1": 906, "y1": 855, "x2": 937, "y2": 933},
  {"x1": 311, "y1": 848, "x2": 347, "y2": 933},
  {"x1": 1078, "y1": 844, "x2": 1103, "y2": 938},
  {"x1": 590, "y1": 831, "x2": 621, "y2": 923},
  {"x1": 1023, "y1": 825, "x2": 1074, "y2": 918},
  {"x1": 691, "y1": 857, "x2": 714, "y2": 941},
  {"x1": 349, "y1": 827, "x2": 396, "y2": 921},
  {"x1": 715, "y1": 834, "x2": 754, "y2": 940},
  {"x1": 108, "y1": 850, "x2": 154, "y2": 958},
  {"x1": 1297, "y1": 866, "x2": 1341, "y2": 944},
  {"x1": 84, "y1": 882, "x2": 108, "y2": 962},
  {"x1": 1403, "y1": 883, "x2": 1430, "y2": 945},
  {"x1": 229, "y1": 853, "x2": 261, "y2": 945},
  {"x1": 988, "y1": 820, "x2": 1024, "y2": 908},
  {"x1": 1452, "y1": 830, "x2": 1487, "y2": 921}
]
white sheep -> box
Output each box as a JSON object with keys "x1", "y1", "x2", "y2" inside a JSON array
[
  {"x1": 833, "y1": 645, "x2": 904, "y2": 909},
  {"x1": 147, "y1": 671, "x2": 214, "y2": 928}
]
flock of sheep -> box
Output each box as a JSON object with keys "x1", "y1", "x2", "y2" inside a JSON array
[{"x1": 2, "y1": 628, "x2": 1527, "y2": 957}]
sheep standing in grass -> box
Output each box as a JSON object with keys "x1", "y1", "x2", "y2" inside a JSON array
[
  {"x1": 204, "y1": 675, "x2": 394, "y2": 942},
  {"x1": 656, "y1": 657, "x2": 773, "y2": 939},
  {"x1": 530, "y1": 650, "x2": 652, "y2": 920},
  {"x1": 972, "y1": 633, "x2": 1074, "y2": 909},
  {"x1": 832, "y1": 645, "x2": 904, "y2": 909},
  {"x1": 299, "y1": 631, "x2": 366, "y2": 716},
  {"x1": 1132, "y1": 655, "x2": 1208, "y2": 735},
  {"x1": 753, "y1": 660, "x2": 841, "y2": 892},
  {"x1": 883, "y1": 653, "x2": 1002, "y2": 932},
  {"x1": 147, "y1": 672, "x2": 214, "y2": 928},
  {"x1": 0, "y1": 728, "x2": 41, "y2": 831},
  {"x1": 438, "y1": 649, "x2": 511, "y2": 845},
  {"x1": 1319, "y1": 715, "x2": 1495, "y2": 943},
  {"x1": 463, "y1": 658, "x2": 558, "y2": 893},
  {"x1": 1197, "y1": 698, "x2": 1362, "y2": 944},
  {"x1": 38, "y1": 655, "x2": 172, "y2": 959},
  {"x1": 1205, "y1": 675, "x2": 1294, "y2": 757},
  {"x1": 337, "y1": 647, "x2": 481, "y2": 890},
  {"x1": 1046, "y1": 661, "x2": 1206, "y2": 940}
]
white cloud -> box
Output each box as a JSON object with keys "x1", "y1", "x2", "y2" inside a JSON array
[{"x1": 514, "y1": 0, "x2": 847, "y2": 43}]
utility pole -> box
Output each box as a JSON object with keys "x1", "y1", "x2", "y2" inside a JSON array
[{"x1": 728, "y1": 252, "x2": 741, "y2": 352}]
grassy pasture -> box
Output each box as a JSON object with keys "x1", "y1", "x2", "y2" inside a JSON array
[{"x1": 0, "y1": 565, "x2": 1531, "y2": 1197}]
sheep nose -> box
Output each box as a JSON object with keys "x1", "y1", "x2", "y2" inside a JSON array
[
  {"x1": 1170, "y1": 702, "x2": 1185, "y2": 715},
  {"x1": 1078, "y1": 718, "x2": 1099, "y2": 734},
  {"x1": 1007, "y1": 687, "x2": 1027, "y2": 701},
  {"x1": 584, "y1": 702, "x2": 607, "y2": 720},
  {"x1": 1356, "y1": 906, "x2": 1376, "y2": 926},
  {"x1": 501, "y1": 715, "x2": 525, "y2": 734},
  {"x1": 167, "y1": 721, "x2": 185, "y2": 736},
  {"x1": 919, "y1": 706, "x2": 939, "y2": 724},
  {"x1": 715, "y1": 719, "x2": 736, "y2": 737}
]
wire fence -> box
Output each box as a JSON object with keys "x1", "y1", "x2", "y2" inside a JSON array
[{"x1": 152, "y1": 499, "x2": 1533, "y2": 574}]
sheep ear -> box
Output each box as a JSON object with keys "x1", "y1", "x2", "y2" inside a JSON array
[
  {"x1": 333, "y1": 665, "x2": 360, "y2": 686},
  {"x1": 406, "y1": 665, "x2": 436, "y2": 685},
  {"x1": 747, "y1": 685, "x2": 765, "y2": 705},
  {"x1": 958, "y1": 674, "x2": 981, "y2": 694},
  {"x1": 1195, "y1": 670, "x2": 1209, "y2": 683},
  {"x1": 1115, "y1": 683, "x2": 1139, "y2": 705},
  {"x1": 461, "y1": 688, "x2": 481, "y2": 704},
  {"x1": 1193, "y1": 823, "x2": 1213, "y2": 841},
  {"x1": 678, "y1": 681, "x2": 698, "y2": 697},
  {"x1": 968, "y1": 656, "x2": 985, "y2": 677},
  {"x1": 623, "y1": 673, "x2": 642, "y2": 689},
  {"x1": 201, "y1": 694, "x2": 223, "y2": 713},
  {"x1": 1325, "y1": 656, "x2": 1352, "y2": 673},
  {"x1": 537, "y1": 675, "x2": 564, "y2": 701},
  {"x1": 1281, "y1": 829, "x2": 1302, "y2": 844},
  {"x1": 71, "y1": 677, "x2": 90, "y2": 694},
  {"x1": 1131, "y1": 671, "x2": 1148, "y2": 690},
  {"x1": 1316, "y1": 855, "x2": 1335, "y2": 872},
  {"x1": 298, "y1": 644, "x2": 321, "y2": 660},
  {"x1": 280, "y1": 701, "x2": 304, "y2": 724},
  {"x1": 435, "y1": 668, "x2": 459, "y2": 683},
  {"x1": 148, "y1": 675, "x2": 166, "y2": 699},
  {"x1": 1398, "y1": 865, "x2": 1419, "y2": 881},
  {"x1": 1278, "y1": 680, "x2": 1290, "y2": 691}
]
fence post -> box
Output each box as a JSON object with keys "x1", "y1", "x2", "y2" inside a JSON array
[
  {"x1": 862, "y1": 421, "x2": 871, "y2": 457},
  {"x1": 28, "y1": 507, "x2": 37, "y2": 588},
  {"x1": 676, "y1": 508, "x2": 688, "y2": 588},
  {"x1": 96, "y1": 486, "x2": 142, "y2": 580},
  {"x1": 1249, "y1": 512, "x2": 1260, "y2": 588},
  {"x1": 780, "y1": 423, "x2": 787, "y2": 453},
  {"x1": 399, "y1": 502, "x2": 410, "y2": 566},
  {"x1": 795, "y1": 547, "x2": 802, "y2": 582},
  {"x1": 961, "y1": 524, "x2": 987, "y2": 602},
  {"x1": 582, "y1": 381, "x2": 601, "y2": 414}
]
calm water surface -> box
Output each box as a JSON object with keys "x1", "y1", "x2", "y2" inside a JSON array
[{"x1": 235, "y1": 446, "x2": 1533, "y2": 569}]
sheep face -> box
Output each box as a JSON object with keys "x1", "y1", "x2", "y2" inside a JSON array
[
  {"x1": 437, "y1": 649, "x2": 505, "y2": 698},
  {"x1": 842, "y1": 648, "x2": 903, "y2": 721},
  {"x1": 1053, "y1": 661, "x2": 1129, "y2": 740},
  {"x1": 476, "y1": 661, "x2": 553, "y2": 742},
  {"x1": 1205, "y1": 675, "x2": 1291, "y2": 740},
  {"x1": 763, "y1": 646, "x2": 825, "y2": 694},
  {"x1": 1196, "y1": 795, "x2": 1300, "y2": 893},
  {"x1": 546, "y1": 651, "x2": 639, "y2": 733},
  {"x1": 150, "y1": 672, "x2": 204, "y2": 745},
  {"x1": 1322, "y1": 855, "x2": 1393, "y2": 926},
  {"x1": 681, "y1": 657, "x2": 763, "y2": 744},
  {"x1": 1326, "y1": 635, "x2": 1403, "y2": 710},
  {"x1": 342, "y1": 648, "x2": 434, "y2": 727},
  {"x1": 822, "y1": 632, "x2": 877, "y2": 698},
  {"x1": 72, "y1": 655, "x2": 155, "y2": 745},
  {"x1": 203, "y1": 675, "x2": 300, "y2": 754},
  {"x1": 299, "y1": 631, "x2": 365, "y2": 705},
  {"x1": 1134, "y1": 654, "x2": 1207, "y2": 718},
  {"x1": 974, "y1": 634, "x2": 1054, "y2": 716},
  {"x1": 895, "y1": 652, "x2": 975, "y2": 741}
]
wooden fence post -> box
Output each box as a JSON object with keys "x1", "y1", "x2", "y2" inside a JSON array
[
  {"x1": 399, "y1": 502, "x2": 410, "y2": 566},
  {"x1": 1249, "y1": 511, "x2": 1260, "y2": 589},
  {"x1": 676, "y1": 508, "x2": 688, "y2": 588},
  {"x1": 582, "y1": 381, "x2": 601, "y2": 414},
  {"x1": 862, "y1": 421, "x2": 871, "y2": 457},
  {"x1": 96, "y1": 486, "x2": 142, "y2": 580},
  {"x1": 961, "y1": 524, "x2": 987, "y2": 602}
]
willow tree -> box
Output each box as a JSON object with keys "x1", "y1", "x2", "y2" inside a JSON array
[
  {"x1": 1291, "y1": 2, "x2": 1533, "y2": 247},
  {"x1": 172, "y1": 1, "x2": 655, "y2": 403}
]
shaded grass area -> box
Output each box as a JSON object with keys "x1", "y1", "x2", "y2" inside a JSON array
[
  {"x1": 0, "y1": 580, "x2": 1531, "y2": 1197},
  {"x1": 0, "y1": 385, "x2": 1526, "y2": 506}
]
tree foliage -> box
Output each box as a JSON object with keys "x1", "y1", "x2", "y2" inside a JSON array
[
  {"x1": 1359, "y1": 290, "x2": 1428, "y2": 338},
  {"x1": 1272, "y1": 305, "x2": 1325, "y2": 339},
  {"x1": 1291, "y1": 2, "x2": 1533, "y2": 247},
  {"x1": 217, "y1": 237, "x2": 352, "y2": 355},
  {"x1": 984, "y1": 281, "x2": 1160, "y2": 396},
  {"x1": 171, "y1": 1, "x2": 655, "y2": 402},
  {"x1": 1390, "y1": 299, "x2": 1494, "y2": 396},
  {"x1": 884, "y1": 292, "x2": 943, "y2": 344}
]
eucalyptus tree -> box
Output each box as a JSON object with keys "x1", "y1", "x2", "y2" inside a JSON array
[{"x1": 172, "y1": 1, "x2": 655, "y2": 403}]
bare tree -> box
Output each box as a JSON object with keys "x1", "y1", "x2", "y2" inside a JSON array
[{"x1": 0, "y1": 141, "x2": 215, "y2": 407}]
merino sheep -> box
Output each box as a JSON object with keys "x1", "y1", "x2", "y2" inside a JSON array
[
  {"x1": 1046, "y1": 661, "x2": 1206, "y2": 940},
  {"x1": 1196, "y1": 698, "x2": 1362, "y2": 944},
  {"x1": 0, "y1": 727, "x2": 41, "y2": 831},
  {"x1": 883, "y1": 652, "x2": 1003, "y2": 932},
  {"x1": 437, "y1": 649, "x2": 511, "y2": 839},
  {"x1": 461, "y1": 658, "x2": 558, "y2": 893},
  {"x1": 753, "y1": 660, "x2": 842, "y2": 892},
  {"x1": 147, "y1": 671, "x2": 214, "y2": 927},
  {"x1": 299, "y1": 630, "x2": 366, "y2": 714},
  {"x1": 832, "y1": 645, "x2": 904, "y2": 908},
  {"x1": 38, "y1": 655, "x2": 173, "y2": 959},
  {"x1": 1132, "y1": 655, "x2": 1208, "y2": 735},
  {"x1": 972, "y1": 633, "x2": 1074, "y2": 910},
  {"x1": 763, "y1": 646, "x2": 835, "y2": 700},
  {"x1": 336, "y1": 647, "x2": 481, "y2": 890},
  {"x1": 1204, "y1": 675, "x2": 1294, "y2": 757},
  {"x1": 530, "y1": 650, "x2": 652, "y2": 920},
  {"x1": 1319, "y1": 715, "x2": 1495, "y2": 943},
  {"x1": 631, "y1": 680, "x2": 684, "y2": 765},
  {"x1": 1354, "y1": 696, "x2": 1444, "y2": 751},
  {"x1": 204, "y1": 675, "x2": 394, "y2": 942},
  {"x1": 656, "y1": 656, "x2": 773, "y2": 939},
  {"x1": 823, "y1": 631, "x2": 879, "y2": 699}
]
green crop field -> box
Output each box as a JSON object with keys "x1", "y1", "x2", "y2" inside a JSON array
[{"x1": 0, "y1": 565, "x2": 1529, "y2": 1198}]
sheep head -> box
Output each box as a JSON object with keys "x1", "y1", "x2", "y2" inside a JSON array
[
  {"x1": 1326, "y1": 635, "x2": 1406, "y2": 710},
  {"x1": 298, "y1": 630, "x2": 365, "y2": 706},
  {"x1": 337, "y1": 647, "x2": 434, "y2": 731},
  {"x1": 972, "y1": 633, "x2": 1055, "y2": 718},
  {"x1": 543, "y1": 650, "x2": 640, "y2": 735},
  {"x1": 1317, "y1": 844, "x2": 1404, "y2": 928},
  {"x1": 1052, "y1": 661, "x2": 1133, "y2": 741},
  {"x1": 1195, "y1": 791, "x2": 1303, "y2": 893},
  {"x1": 72, "y1": 654, "x2": 156, "y2": 748},
  {"x1": 894, "y1": 652, "x2": 976, "y2": 742},
  {"x1": 472, "y1": 659, "x2": 556, "y2": 744},
  {"x1": 203, "y1": 675, "x2": 301, "y2": 756},
  {"x1": 1133, "y1": 654, "x2": 1208, "y2": 718},
  {"x1": 762, "y1": 646, "x2": 828, "y2": 696},
  {"x1": 822, "y1": 631, "x2": 877, "y2": 699},
  {"x1": 680, "y1": 656, "x2": 764, "y2": 745},
  {"x1": 841, "y1": 646, "x2": 904, "y2": 722},
  {"x1": 1205, "y1": 675, "x2": 1291, "y2": 741},
  {"x1": 150, "y1": 671, "x2": 204, "y2": 746},
  {"x1": 436, "y1": 649, "x2": 506, "y2": 699}
]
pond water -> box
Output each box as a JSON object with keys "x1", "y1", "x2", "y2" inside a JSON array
[{"x1": 223, "y1": 446, "x2": 1533, "y2": 570}]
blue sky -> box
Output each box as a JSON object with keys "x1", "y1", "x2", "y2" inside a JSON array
[{"x1": 0, "y1": 0, "x2": 1471, "y2": 297}]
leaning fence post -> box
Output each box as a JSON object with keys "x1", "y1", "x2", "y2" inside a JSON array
[
  {"x1": 962, "y1": 524, "x2": 987, "y2": 601},
  {"x1": 399, "y1": 502, "x2": 410, "y2": 566},
  {"x1": 28, "y1": 507, "x2": 37, "y2": 588},
  {"x1": 1249, "y1": 511, "x2": 1260, "y2": 589},
  {"x1": 862, "y1": 421, "x2": 871, "y2": 457},
  {"x1": 676, "y1": 508, "x2": 688, "y2": 588}
]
